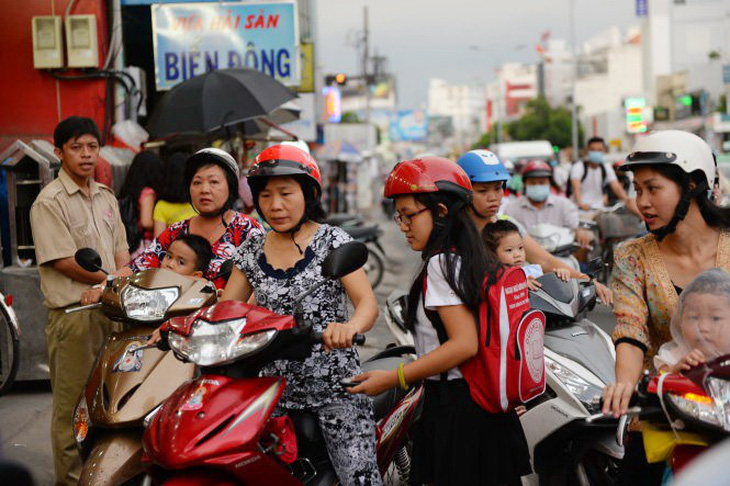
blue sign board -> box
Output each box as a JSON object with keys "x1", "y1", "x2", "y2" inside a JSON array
[
  {"x1": 723, "y1": 65, "x2": 730, "y2": 84},
  {"x1": 389, "y1": 110, "x2": 429, "y2": 142},
  {"x1": 636, "y1": 0, "x2": 648, "y2": 17},
  {"x1": 152, "y1": 1, "x2": 299, "y2": 90}
]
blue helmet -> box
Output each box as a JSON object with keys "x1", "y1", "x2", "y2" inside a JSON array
[{"x1": 456, "y1": 150, "x2": 510, "y2": 183}]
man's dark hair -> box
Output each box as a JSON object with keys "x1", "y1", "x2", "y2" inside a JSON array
[
  {"x1": 53, "y1": 116, "x2": 101, "y2": 149},
  {"x1": 176, "y1": 234, "x2": 213, "y2": 272},
  {"x1": 481, "y1": 219, "x2": 521, "y2": 253},
  {"x1": 586, "y1": 136, "x2": 606, "y2": 149}
]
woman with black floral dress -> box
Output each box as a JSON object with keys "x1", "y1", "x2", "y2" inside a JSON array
[{"x1": 222, "y1": 145, "x2": 381, "y2": 486}]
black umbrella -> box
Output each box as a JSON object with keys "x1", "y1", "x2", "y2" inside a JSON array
[{"x1": 147, "y1": 68, "x2": 297, "y2": 138}]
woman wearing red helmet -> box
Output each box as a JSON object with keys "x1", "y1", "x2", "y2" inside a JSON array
[
  {"x1": 222, "y1": 145, "x2": 381, "y2": 485},
  {"x1": 349, "y1": 157, "x2": 532, "y2": 486}
]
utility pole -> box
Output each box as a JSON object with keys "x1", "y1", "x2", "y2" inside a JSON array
[
  {"x1": 362, "y1": 6, "x2": 371, "y2": 123},
  {"x1": 497, "y1": 72, "x2": 504, "y2": 144},
  {"x1": 569, "y1": 0, "x2": 579, "y2": 162}
]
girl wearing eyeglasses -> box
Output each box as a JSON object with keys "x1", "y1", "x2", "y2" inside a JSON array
[{"x1": 349, "y1": 157, "x2": 531, "y2": 486}]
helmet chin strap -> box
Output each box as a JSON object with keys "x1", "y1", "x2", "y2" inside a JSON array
[
  {"x1": 469, "y1": 204, "x2": 494, "y2": 221},
  {"x1": 268, "y1": 213, "x2": 311, "y2": 255},
  {"x1": 194, "y1": 205, "x2": 230, "y2": 226},
  {"x1": 649, "y1": 175, "x2": 707, "y2": 242},
  {"x1": 255, "y1": 180, "x2": 319, "y2": 255},
  {"x1": 423, "y1": 201, "x2": 464, "y2": 259}
]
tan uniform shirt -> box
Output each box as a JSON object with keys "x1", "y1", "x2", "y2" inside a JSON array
[{"x1": 30, "y1": 169, "x2": 128, "y2": 309}]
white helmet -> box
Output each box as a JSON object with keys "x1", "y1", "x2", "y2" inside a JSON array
[
  {"x1": 622, "y1": 130, "x2": 717, "y2": 240},
  {"x1": 623, "y1": 130, "x2": 715, "y2": 189}
]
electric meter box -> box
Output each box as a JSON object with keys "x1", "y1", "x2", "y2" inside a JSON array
[
  {"x1": 32, "y1": 16, "x2": 63, "y2": 69},
  {"x1": 65, "y1": 15, "x2": 99, "y2": 68}
]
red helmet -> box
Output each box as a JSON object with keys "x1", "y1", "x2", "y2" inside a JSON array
[
  {"x1": 521, "y1": 160, "x2": 552, "y2": 179},
  {"x1": 248, "y1": 144, "x2": 322, "y2": 191},
  {"x1": 384, "y1": 157, "x2": 473, "y2": 203}
]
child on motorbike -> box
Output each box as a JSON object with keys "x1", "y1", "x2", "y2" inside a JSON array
[
  {"x1": 221, "y1": 145, "x2": 381, "y2": 486},
  {"x1": 654, "y1": 268, "x2": 730, "y2": 373},
  {"x1": 159, "y1": 234, "x2": 212, "y2": 277},
  {"x1": 482, "y1": 219, "x2": 570, "y2": 290},
  {"x1": 349, "y1": 157, "x2": 532, "y2": 485},
  {"x1": 83, "y1": 234, "x2": 213, "y2": 305}
]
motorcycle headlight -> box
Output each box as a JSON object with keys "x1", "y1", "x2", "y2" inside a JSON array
[
  {"x1": 122, "y1": 285, "x2": 179, "y2": 321},
  {"x1": 168, "y1": 318, "x2": 277, "y2": 367},
  {"x1": 546, "y1": 358, "x2": 603, "y2": 411},
  {"x1": 73, "y1": 395, "x2": 91, "y2": 446},
  {"x1": 707, "y1": 377, "x2": 730, "y2": 431},
  {"x1": 667, "y1": 390, "x2": 726, "y2": 431}
]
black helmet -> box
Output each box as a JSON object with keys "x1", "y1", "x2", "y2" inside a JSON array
[{"x1": 184, "y1": 148, "x2": 240, "y2": 213}]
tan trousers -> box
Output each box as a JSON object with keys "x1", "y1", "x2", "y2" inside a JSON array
[{"x1": 46, "y1": 308, "x2": 120, "y2": 486}]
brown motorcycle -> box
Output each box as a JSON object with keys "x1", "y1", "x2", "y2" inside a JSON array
[{"x1": 66, "y1": 248, "x2": 219, "y2": 485}]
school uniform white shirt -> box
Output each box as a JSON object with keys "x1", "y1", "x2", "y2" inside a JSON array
[{"x1": 415, "y1": 254, "x2": 465, "y2": 380}]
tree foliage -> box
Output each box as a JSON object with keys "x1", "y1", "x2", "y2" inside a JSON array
[{"x1": 473, "y1": 97, "x2": 584, "y2": 149}]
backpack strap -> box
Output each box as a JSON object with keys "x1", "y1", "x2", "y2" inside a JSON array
[
  {"x1": 580, "y1": 161, "x2": 590, "y2": 183},
  {"x1": 581, "y1": 160, "x2": 607, "y2": 186},
  {"x1": 421, "y1": 266, "x2": 451, "y2": 404}
]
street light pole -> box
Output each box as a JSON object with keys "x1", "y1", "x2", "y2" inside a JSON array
[
  {"x1": 362, "y1": 6, "x2": 371, "y2": 123},
  {"x1": 570, "y1": 0, "x2": 579, "y2": 162},
  {"x1": 497, "y1": 72, "x2": 504, "y2": 144}
]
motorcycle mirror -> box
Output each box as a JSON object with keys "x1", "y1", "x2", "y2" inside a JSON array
[
  {"x1": 74, "y1": 248, "x2": 108, "y2": 274},
  {"x1": 321, "y1": 241, "x2": 368, "y2": 280},
  {"x1": 586, "y1": 257, "x2": 605, "y2": 278}
]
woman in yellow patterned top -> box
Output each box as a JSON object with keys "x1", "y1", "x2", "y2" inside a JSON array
[{"x1": 601, "y1": 130, "x2": 730, "y2": 484}]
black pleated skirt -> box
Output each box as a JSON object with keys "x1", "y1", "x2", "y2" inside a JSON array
[{"x1": 410, "y1": 379, "x2": 532, "y2": 486}]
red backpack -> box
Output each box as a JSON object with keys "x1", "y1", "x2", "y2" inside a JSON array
[{"x1": 424, "y1": 265, "x2": 546, "y2": 413}]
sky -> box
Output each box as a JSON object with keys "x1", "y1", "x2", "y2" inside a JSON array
[{"x1": 315, "y1": 0, "x2": 641, "y2": 110}]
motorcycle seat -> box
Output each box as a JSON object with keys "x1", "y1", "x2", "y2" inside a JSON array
[
  {"x1": 327, "y1": 213, "x2": 363, "y2": 227},
  {"x1": 344, "y1": 225, "x2": 381, "y2": 243},
  {"x1": 362, "y1": 356, "x2": 410, "y2": 421}
]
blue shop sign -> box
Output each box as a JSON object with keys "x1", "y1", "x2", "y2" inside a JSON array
[{"x1": 152, "y1": 1, "x2": 299, "y2": 90}]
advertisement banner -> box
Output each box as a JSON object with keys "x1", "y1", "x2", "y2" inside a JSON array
[
  {"x1": 152, "y1": 1, "x2": 299, "y2": 90},
  {"x1": 390, "y1": 110, "x2": 429, "y2": 142}
]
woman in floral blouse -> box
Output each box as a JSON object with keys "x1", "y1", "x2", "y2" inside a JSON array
[
  {"x1": 222, "y1": 145, "x2": 380, "y2": 485},
  {"x1": 602, "y1": 130, "x2": 730, "y2": 484},
  {"x1": 129, "y1": 148, "x2": 263, "y2": 288}
]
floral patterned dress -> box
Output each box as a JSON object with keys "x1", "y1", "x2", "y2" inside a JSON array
[
  {"x1": 130, "y1": 211, "x2": 263, "y2": 289},
  {"x1": 233, "y1": 224, "x2": 381, "y2": 486},
  {"x1": 611, "y1": 230, "x2": 730, "y2": 366}
]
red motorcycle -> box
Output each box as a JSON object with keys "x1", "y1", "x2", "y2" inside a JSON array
[
  {"x1": 142, "y1": 242, "x2": 423, "y2": 485},
  {"x1": 590, "y1": 354, "x2": 730, "y2": 479}
]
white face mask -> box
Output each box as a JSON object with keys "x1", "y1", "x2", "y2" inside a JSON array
[{"x1": 525, "y1": 184, "x2": 550, "y2": 202}]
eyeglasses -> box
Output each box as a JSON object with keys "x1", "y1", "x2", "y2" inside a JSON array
[{"x1": 393, "y1": 207, "x2": 429, "y2": 226}]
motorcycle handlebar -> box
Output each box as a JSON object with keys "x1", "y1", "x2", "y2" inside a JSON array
[
  {"x1": 64, "y1": 302, "x2": 103, "y2": 314},
  {"x1": 310, "y1": 331, "x2": 366, "y2": 346}
]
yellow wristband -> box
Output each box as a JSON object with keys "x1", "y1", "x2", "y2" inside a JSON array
[{"x1": 397, "y1": 362, "x2": 409, "y2": 391}]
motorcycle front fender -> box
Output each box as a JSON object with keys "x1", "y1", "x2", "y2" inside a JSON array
[{"x1": 79, "y1": 429, "x2": 144, "y2": 486}]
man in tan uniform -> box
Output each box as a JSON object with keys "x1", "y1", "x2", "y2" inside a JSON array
[{"x1": 30, "y1": 116, "x2": 129, "y2": 485}]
